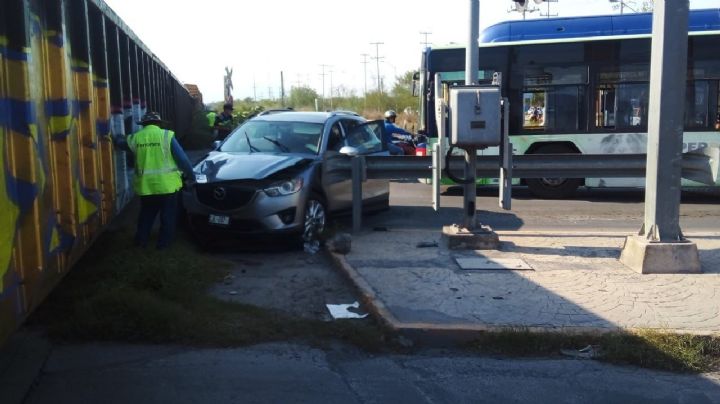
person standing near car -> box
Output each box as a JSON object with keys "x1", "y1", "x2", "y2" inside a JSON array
[
  {"x1": 383, "y1": 110, "x2": 413, "y2": 156},
  {"x1": 114, "y1": 112, "x2": 195, "y2": 249},
  {"x1": 215, "y1": 103, "x2": 235, "y2": 140}
]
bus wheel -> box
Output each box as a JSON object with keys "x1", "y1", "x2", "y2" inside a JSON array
[{"x1": 526, "y1": 144, "x2": 583, "y2": 199}]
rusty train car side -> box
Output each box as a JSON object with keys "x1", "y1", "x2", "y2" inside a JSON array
[{"x1": 0, "y1": 0, "x2": 195, "y2": 342}]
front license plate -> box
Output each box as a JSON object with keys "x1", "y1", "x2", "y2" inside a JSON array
[{"x1": 208, "y1": 214, "x2": 230, "y2": 226}]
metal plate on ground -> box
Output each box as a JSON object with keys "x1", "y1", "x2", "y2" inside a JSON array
[{"x1": 455, "y1": 257, "x2": 533, "y2": 271}]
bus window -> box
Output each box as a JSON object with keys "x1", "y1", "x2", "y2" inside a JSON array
[
  {"x1": 595, "y1": 65, "x2": 649, "y2": 131},
  {"x1": 595, "y1": 86, "x2": 616, "y2": 128},
  {"x1": 616, "y1": 84, "x2": 648, "y2": 129},
  {"x1": 685, "y1": 81, "x2": 709, "y2": 129}
]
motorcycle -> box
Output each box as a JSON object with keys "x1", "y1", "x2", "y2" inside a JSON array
[{"x1": 392, "y1": 134, "x2": 428, "y2": 156}]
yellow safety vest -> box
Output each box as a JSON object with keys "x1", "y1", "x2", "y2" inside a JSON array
[
  {"x1": 206, "y1": 112, "x2": 217, "y2": 127},
  {"x1": 127, "y1": 125, "x2": 182, "y2": 196}
]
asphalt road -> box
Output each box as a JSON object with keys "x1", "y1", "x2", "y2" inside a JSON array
[
  {"x1": 23, "y1": 342, "x2": 720, "y2": 404},
  {"x1": 364, "y1": 182, "x2": 720, "y2": 233}
]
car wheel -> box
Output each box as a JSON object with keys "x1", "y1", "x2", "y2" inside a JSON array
[
  {"x1": 302, "y1": 193, "x2": 327, "y2": 242},
  {"x1": 526, "y1": 144, "x2": 583, "y2": 199}
]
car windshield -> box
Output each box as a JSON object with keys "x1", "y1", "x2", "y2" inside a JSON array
[{"x1": 220, "y1": 120, "x2": 324, "y2": 154}]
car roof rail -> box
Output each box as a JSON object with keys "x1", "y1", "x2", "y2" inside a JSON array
[
  {"x1": 257, "y1": 108, "x2": 295, "y2": 116},
  {"x1": 330, "y1": 110, "x2": 360, "y2": 117}
]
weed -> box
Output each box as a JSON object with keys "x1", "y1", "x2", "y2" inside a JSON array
[{"x1": 469, "y1": 328, "x2": 720, "y2": 373}]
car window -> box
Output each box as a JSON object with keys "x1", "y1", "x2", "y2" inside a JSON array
[
  {"x1": 344, "y1": 120, "x2": 383, "y2": 154},
  {"x1": 326, "y1": 123, "x2": 345, "y2": 152},
  {"x1": 220, "y1": 120, "x2": 323, "y2": 154}
]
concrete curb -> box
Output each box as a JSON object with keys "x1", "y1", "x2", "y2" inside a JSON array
[{"x1": 327, "y1": 249, "x2": 720, "y2": 346}]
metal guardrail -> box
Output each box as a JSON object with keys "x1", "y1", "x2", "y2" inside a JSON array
[{"x1": 326, "y1": 146, "x2": 720, "y2": 232}]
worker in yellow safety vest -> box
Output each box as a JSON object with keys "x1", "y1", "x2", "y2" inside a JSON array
[
  {"x1": 115, "y1": 112, "x2": 195, "y2": 249},
  {"x1": 206, "y1": 110, "x2": 217, "y2": 127}
]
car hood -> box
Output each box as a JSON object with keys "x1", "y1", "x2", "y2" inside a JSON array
[{"x1": 194, "y1": 152, "x2": 313, "y2": 182}]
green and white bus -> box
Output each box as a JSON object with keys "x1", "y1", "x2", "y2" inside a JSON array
[{"x1": 415, "y1": 9, "x2": 720, "y2": 198}]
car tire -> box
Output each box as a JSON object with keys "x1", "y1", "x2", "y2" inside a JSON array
[
  {"x1": 301, "y1": 193, "x2": 327, "y2": 243},
  {"x1": 525, "y1": 144, "x2": 583, "y2": 199}
]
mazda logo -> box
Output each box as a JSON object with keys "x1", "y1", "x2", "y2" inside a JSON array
[{"x1": 213, "y1": 187, "x2": 227, "y2": 200}]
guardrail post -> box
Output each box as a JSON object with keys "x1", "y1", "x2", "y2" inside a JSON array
[
  {"x1": 432, "y1": 143, "x2": 441, "y2": 211},
  {"x1": 351, "y1": 155, "x2": 365, "y2": 233}
]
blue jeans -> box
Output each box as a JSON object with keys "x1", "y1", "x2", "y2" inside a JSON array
[
  {"x1": 135, "y1": 192, "x2": 178, "y2": 249},
  {"x1": 388, "y1": 143, "x2": 404, "y2": 156}
]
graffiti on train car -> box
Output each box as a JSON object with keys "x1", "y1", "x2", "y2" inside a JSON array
[
  {"x1": 1, "y1": 0, "x2": 195, "y2": 343},
  {"x1": 0, "y1": 3, "x2": 114, "y2": 341},
  {"x1": 1, "y1": 17, "x2": 109, "y2": 327}
]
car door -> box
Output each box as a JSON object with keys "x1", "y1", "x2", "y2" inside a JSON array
[
  {"x1": 341, "y1": 119, "x2": 390, "y2": 202},
  {"x1": 321, "y1": 121, "x2": 353, "y2": 212}
]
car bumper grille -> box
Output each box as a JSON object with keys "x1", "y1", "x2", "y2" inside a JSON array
[{"x1": 195, "y1": 184, "x2": 257, "y2": 210}]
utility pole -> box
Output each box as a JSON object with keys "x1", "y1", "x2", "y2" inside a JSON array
[
  {"x1": 370, "y1": 42, "x2": 384, "y2": 94},
  {"x1": 420, "y1": 31, "x2": 432, "y2": 48},
  {"x1": 361, "y1": 53, "x2": 369, "y2": 110},
  {"x1": 329, "y1": 69, "x2": 334, "y2": 110},
  {"x1": 319, "y1": 64, "x2": 329, "y2": 110},
  {"x1": 540, "y1": 0, "x2": 558, "y2": 18},
  {"x1": 253, "y1": 77, "x2": 257, "y2": 102},
  {"x1": 280, "y1": 71, "x2": 285, "y2": 107}
]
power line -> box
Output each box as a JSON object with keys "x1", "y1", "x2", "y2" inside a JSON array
[{"x1": 420, "y1": 31, "x2": 432, "y2": 48}]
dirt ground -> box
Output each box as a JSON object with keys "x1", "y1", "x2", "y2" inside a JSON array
[{"x1": 207, "y1": 245, "x2": 362, "y2": 322}]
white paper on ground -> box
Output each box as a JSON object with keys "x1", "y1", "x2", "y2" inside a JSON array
[{"x1": 326, "y1": 302, "x2": 368, "y2": 319}]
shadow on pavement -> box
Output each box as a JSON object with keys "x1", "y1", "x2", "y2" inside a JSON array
[{"x1": 346, "y1": 205, "x2": 525, "y2": 232}]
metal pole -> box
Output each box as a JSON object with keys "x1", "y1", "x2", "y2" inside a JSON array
[
  {"x1": 280, "y1": 71, "x2": 285, "y2": 107},
  {"x1": 329, "y1": 70, "x2": 333, "y2": 110},
  {"x1": 361, "y1": 53, "x2": 369, "y2": 110},
  {"x1": 463, "y1": 0, "x2": 480, "y2": 230},
  {"x1": 641, "y1": 0, "x2": 689, "y2": 242},
  {"x1": 351, "y1": 156, "x2": 364, "y2": 233}
]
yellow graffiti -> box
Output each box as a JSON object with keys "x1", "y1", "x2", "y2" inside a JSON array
[
  {"x1": 75, "y1": 179, "x2": 97, "y2": 224},
  {"x1": 0, "y1": 130, "x2": 21, "y2": 291}
]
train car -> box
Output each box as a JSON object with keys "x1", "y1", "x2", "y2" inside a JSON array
[{"x1": 0, "y1": 0, "x2": 195, "y2": 343}]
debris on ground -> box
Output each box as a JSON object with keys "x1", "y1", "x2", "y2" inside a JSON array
[
  {"x1": 327, "y1": 233, "x2": 352, "y2": 255},
  {"x1": 223, "y1": 274, "x2": 235, "y2": 285},
  {"x1": 560, "y1": 345, "x2": 603, "y2": 359},
  {"x1": 416, "y1": 241, "x2": 439, "y2": 248},
  {"x1": 228, "y1": 290, "x2": 238, "y2": 296},
  {"x1": 326, "y1": 302, "x2": 368, "y2": 319},
  {"x1": 373, "y1": 226, "x2": 388, "y2": 232},
  {"x1": 303, "y1": 240, "x2": 320, "y2": 254},
  {"x1": 396, "y1": 335, "x2": 414, "y2": 348}
]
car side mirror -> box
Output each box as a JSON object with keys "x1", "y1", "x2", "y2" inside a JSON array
[
  {"x1": 339, "y1": 146, "x2": 360, "y2": 156},
  {"x1": 212, "y1": 140, "x2": 221, "y2": 150}
]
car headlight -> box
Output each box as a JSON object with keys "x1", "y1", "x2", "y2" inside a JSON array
[{"x1": 263, "y1": 178, "x2": 304, "y2": 197}]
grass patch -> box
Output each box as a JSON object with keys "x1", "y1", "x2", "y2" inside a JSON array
[
  {"x1": 469, "y1": 328, "x2": 720, "y2": 373},
  {"x1": 28, "y1": 204, "x2": 392, "y2": 351}
]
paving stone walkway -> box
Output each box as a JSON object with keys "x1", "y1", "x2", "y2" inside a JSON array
[{"x1": 338, "y1": 230, "x2": 720, "y2": 335}]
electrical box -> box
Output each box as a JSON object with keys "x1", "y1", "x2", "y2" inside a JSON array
[{"x1": 449, "y1": 87, "x2": 501, "y2": 147}]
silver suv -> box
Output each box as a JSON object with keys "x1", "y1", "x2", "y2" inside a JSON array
[{"x1": 182, "y1": 110, "x2": 389, "y2": 242}]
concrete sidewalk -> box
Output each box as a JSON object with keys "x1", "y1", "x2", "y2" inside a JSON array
[{"x1": 330, "y1": 229, "x2": 720, "y2": 339}]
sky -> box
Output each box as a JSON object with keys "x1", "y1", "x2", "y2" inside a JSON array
[{"x1": 102, "y1": 0, "x2": 719, "y2": 104}]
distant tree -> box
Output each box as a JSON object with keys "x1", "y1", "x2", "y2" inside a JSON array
[
  {"x1": 289, "y1": 86, "x2": 319, "y2": 109},
  {"x1": 390, "y1": 71, "x2": 417, "y2": 112}
]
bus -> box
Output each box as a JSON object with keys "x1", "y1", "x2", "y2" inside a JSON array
[{"x1": 415, "y1": 9, "x2": 720, "y2": 198}]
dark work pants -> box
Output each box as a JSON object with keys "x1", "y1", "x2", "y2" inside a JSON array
[{"x1": 135, "y1": 192, "x2": 178, "y2": 249}]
